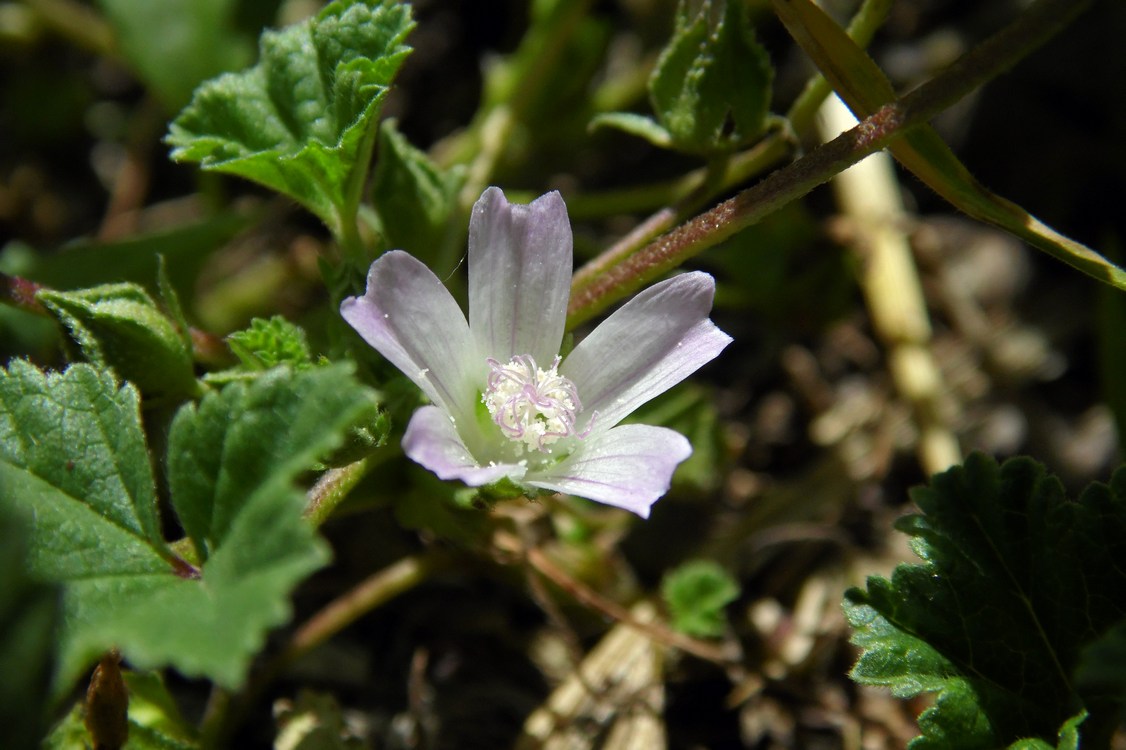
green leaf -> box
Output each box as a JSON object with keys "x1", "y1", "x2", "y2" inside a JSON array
[
  {"x1": 588, "y1": 112, "x2": 673, "y2": 149},
  {"x1": 0, "y1": 213, "x2": 253, "y2": 296},
  {"x1": 845, "y1": 454, "x2": 1126, "y2": 748},
  {"x1": 37, "y1": 283, "x2": 197, "y2": 398},
  {"x1": 772, "y1": 0, "x2": 1126, "y2": 293},
  {"x1": 166, "y1": 0, "x2": 415, "y2": 237},
  {"x1": 168, "y1": 364, "x2": 375, "y2": 562},
  {"x1": 0, "y1": 361, "x2": 377, "y2": 692},
  {"x1": 661, "y1": 559, "x2": 738, "y2": 638},
  {"x1": 646, "y1": 0, "x2": 772, "y2": 155},
  {"x1": 226, "y1": 315, "x2": 313, "y2": 370},
  {"x1": 369, "y1": 119, "x2": 463, "y2": 259},
  {"x1": 97, "y1": 0, "x2": 253, "y2": 110},
  {"x1": 0, "y1": 506, "x2": 60, "y2": 750}
]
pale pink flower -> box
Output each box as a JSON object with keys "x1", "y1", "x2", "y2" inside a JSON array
[{"x1": 341, "y1": 187, "x2": 731, "y2": 517}]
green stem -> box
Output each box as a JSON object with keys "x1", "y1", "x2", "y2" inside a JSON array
[
  {"x1": 204, "y1": 550, "x2": 453, "y2": 744},
  {"x1": 565, "y1": 0, "x2": 890, "y2": 307},
  {"x1": 278, "y1": 550, "x2": 452, "y2": 667},
  {"x1": 303, "y1": 457, "x2": 374, "y2": 527},
  {"x1": 784, "y1": 0, "x2": 893, "y2": 134},
  {"x1": 335, "y1": 114, "x2": 383, "y2": 266},
  {"x1": 570, "y1": 150, "x2": 734, "y2": 298},
  {"x1": 566, "y1": 0, "x2": 1111, "y2": 327}
]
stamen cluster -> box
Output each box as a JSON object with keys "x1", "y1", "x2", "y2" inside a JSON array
[{"x1": 483, "y1": 355, "x2": 580, "y2": 453}]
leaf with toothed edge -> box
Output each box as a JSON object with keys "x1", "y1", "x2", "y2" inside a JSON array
[
  {"x1": 166, "y1": 0, "x2": 415, "y2": 234},
  {"x1": 845, "y1": 453, "x2": 1126, "y2": 749},
  {"x1": 0, "y1": 361, "x2": 377, "y2": 693}
]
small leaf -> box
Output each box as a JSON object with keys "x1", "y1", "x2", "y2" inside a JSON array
[
  {"x1": 37, "y1": 283, "x2": 196, "y2": 398},
  {"x1": 845, "y1": 454, "x2": 1126, "y2": 748},
  {"x1": 97, "y1": 0, "x2": 254, "y2": 110},
  {"x1": 369, "y1": 119, "x2": 463, "y2": 259},
  {"x1": 588, "y1": 112, "x2": 673, "y2": 149},
  {"x1": 226, "y1": 315, "x2": 313, "y2": 371},
  {"x1": 166, "y1": 0, "x2": 415, "y2": 236},
  {"x1": 661, "y1": 559, "x2": 738, "y2": 638},
  {"x1": 647, "y1": 0, "x2": 772, "y2": 155},
  {"x1": 0, "y1": 361, "x2": 377, "y2": 692}
]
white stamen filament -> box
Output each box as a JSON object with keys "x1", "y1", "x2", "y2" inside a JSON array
[{"x1": 483, "y1": 355, "x2": 582, "y2": 453}]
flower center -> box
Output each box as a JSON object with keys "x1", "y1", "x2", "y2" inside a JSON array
[{"x1": 483, "y1": 355, "x2": 581, "y2": 453}]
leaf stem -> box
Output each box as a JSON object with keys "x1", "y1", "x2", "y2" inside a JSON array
[
  {"x1": 280, "y1": 550, "x2": 452, "y2": 666},
  {"x1": 0, "y1": 272, "x2": 46, "y2": 315},
  {"x1": 566, "y1": 0, "x2": 891, "y2": 321},
  {"x1": 566, "y1": 0, "x2": 1115, "y2": 327},
  {"x1": 494, "y1": 531, "x2": 735, "y2": 666}
]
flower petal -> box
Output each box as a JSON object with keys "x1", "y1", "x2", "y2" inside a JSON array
[
  {"x1": 403, "y1": 406, "x2": 526, "y2": 486},
  {"x1": 468, "y1": 187, "x2": 572, "y2": 363},
  {"x1": 561, "y1": 271, "x2": 732, "y2": 430},
  {"x1": 526, "y1": 424, "x2": 691, "y2": 518},
  {"x1": 341, "y1": 251, "x2": 479, "y2": 420}
]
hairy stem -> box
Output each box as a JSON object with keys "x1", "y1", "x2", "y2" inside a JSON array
[
  {"x1": 566, "y1": 0, "x2": 892, "y2": 322},
  {"x1": 567, "y1": 0, "x2": 1105, "y2": 326}
]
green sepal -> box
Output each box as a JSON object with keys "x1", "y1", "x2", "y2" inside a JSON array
[
  {"x1": 36, "y1": 282, "x2": 196, "y2": 399},
  {"x1": 661, "y1": 559, "x2": 738, "y2": 638},
  {"x1": 166, "y1": 0, "x2": 415, "y2": 237}
]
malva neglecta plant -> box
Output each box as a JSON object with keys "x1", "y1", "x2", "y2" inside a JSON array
[{"x1": 1, "y1": 0, "x2": 1124, "y2": 747}]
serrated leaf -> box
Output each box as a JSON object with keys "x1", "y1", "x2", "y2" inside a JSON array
[
  {"x1": 0, "y1": 361, "x2": 377, "y2": 692},
  {"x1": 647, "y1": 0, "x2": 772, "y2": 155},
  {"x1": 97, "y1": 0, "x2": 253, "y2": 110},
  {"x1": 166, "y1": 0, "x2": 415, "y2": 237},
  {"x1": 369, "y1": 119, "x2": 463, "y2": 258},
  {"x1": 845, "y1": 454, "x2": 1126, "y2": 748},
  {"x1": 0, "y1": 506, "x2": 60, "y2": 750},
  {"x1": 226, "y1": 315, "x2": 313, "y2": 370},
  {"x1": 168, "y1": 364, "x2": 374, "y2": 562},
  {"x1": 37, "y1": 283, "x2": 197, "y2": 398},
  {"x1": 661, "y1": 559, "x2": 738, "y2": 638}
]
